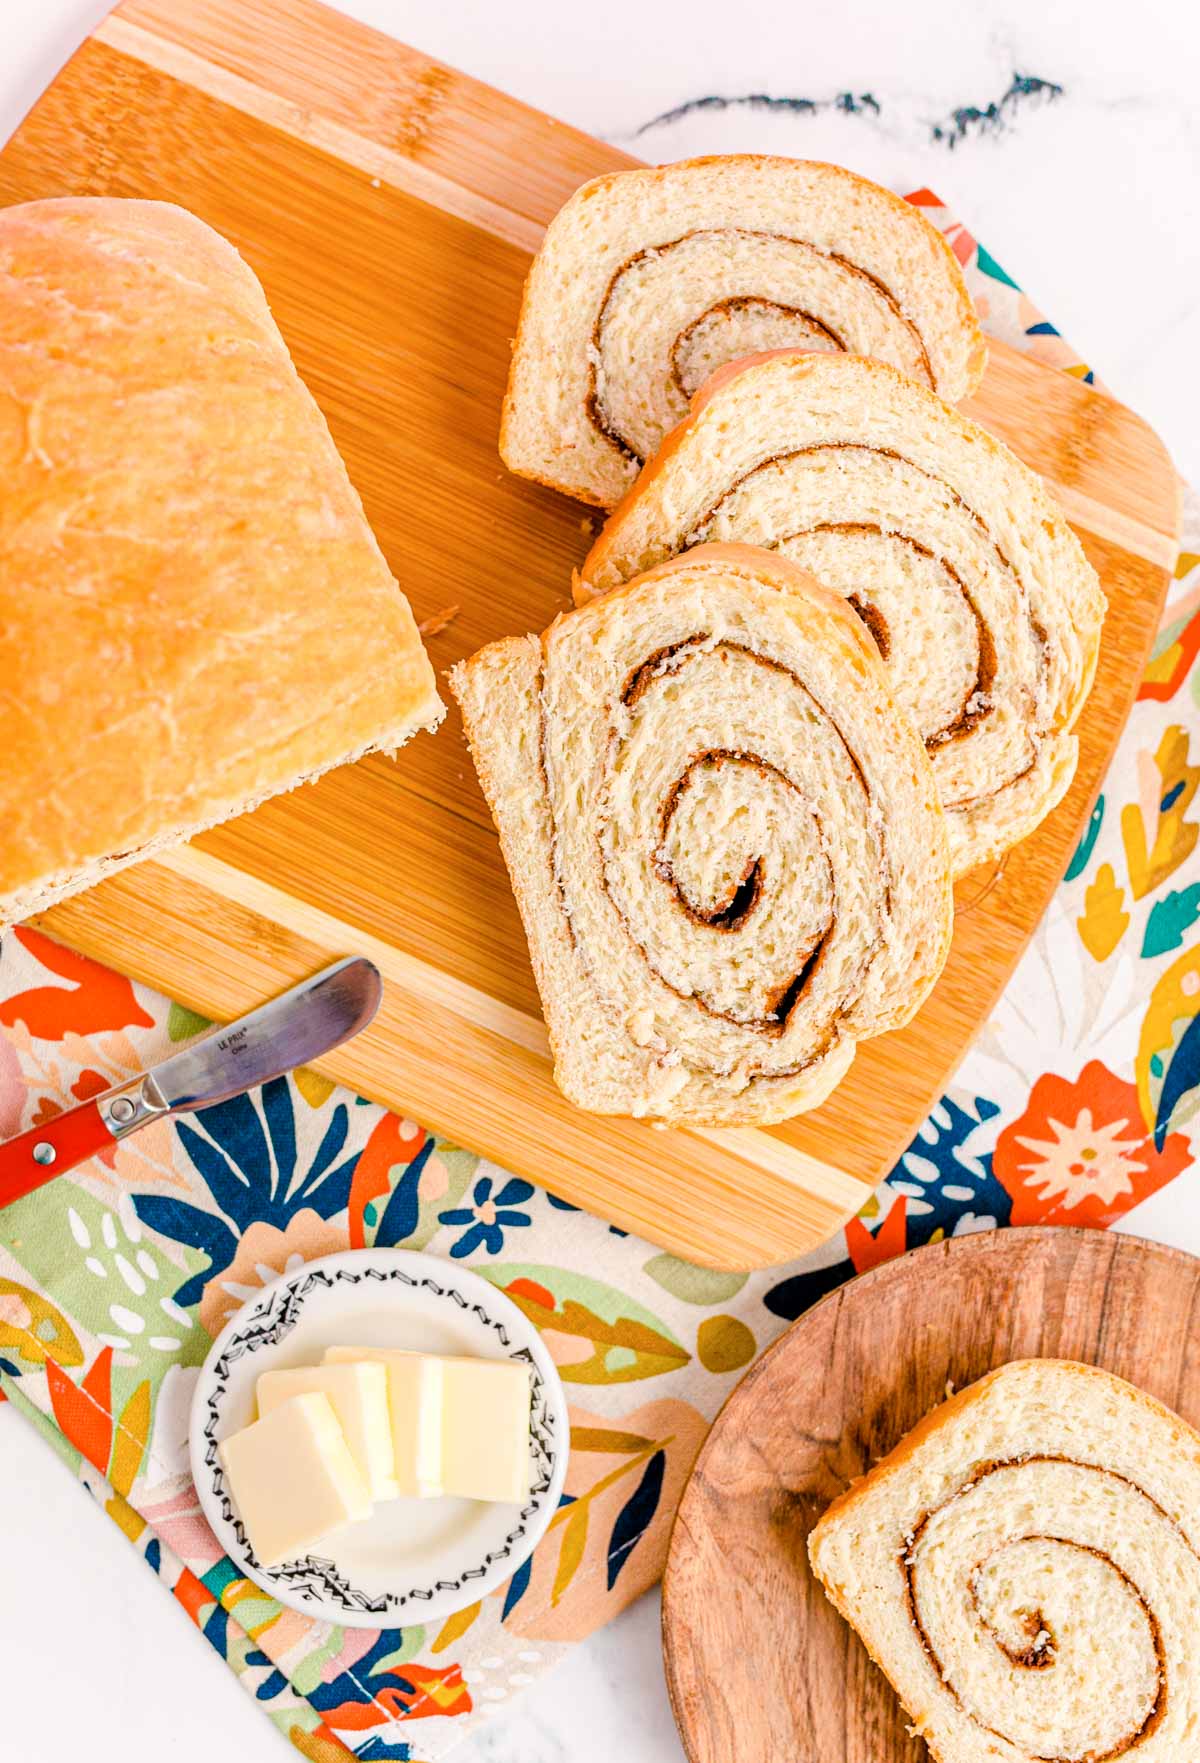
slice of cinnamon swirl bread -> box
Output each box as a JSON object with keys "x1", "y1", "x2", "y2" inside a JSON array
[
  {"x1": 809, "y1": 1359, "x2": 1200, "y2": 1763},
  {"x1": 579, "y1": 351, "x2": 1105, "y2": 874},
  {"x1": 501, "y1": 156, "x2": 986, "y2": 509},
  {"x1": 450, "y1": 544, "x2": 952, "y2": 1128}
]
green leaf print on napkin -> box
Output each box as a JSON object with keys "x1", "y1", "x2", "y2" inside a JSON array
[
  {"x1": 166, "y1": 1002, "x2": 212, "y2": 1042},
  {"x1": 642, "y1": 1253, "x2": 748, "y2": 1305},
  {"x1": 3, "y1": 1179, "x2": 206, "y2": 1374},
  {"x1": 481, "y1": 1264, "x2": 690, "y2": 1382}
]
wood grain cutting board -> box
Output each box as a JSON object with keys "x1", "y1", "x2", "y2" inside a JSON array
[
  {"x1": 662, "y1": 1228, "x2": 1200, "y2": 1762},
  {"x1": 0, "y1": 0, "x2": 1181, "y2": 1268}
]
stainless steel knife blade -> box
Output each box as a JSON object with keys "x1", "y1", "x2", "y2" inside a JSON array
[
  {"x1": 0, "y1": 959, "x2": 385, "y2": 1208},
  {"x1": 144, "y1": 957, "x2": 383, "y2": 1114}
]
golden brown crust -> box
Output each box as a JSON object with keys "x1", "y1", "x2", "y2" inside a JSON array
[
  {"x1": 580, "y1": 348, "x2": 1029, "y2": 598},
  {"x1": 0, "y1": 197, "x2": 443, "y2": 921},
  {"x1": 810, "y1": 1359, "x2": 1200, "y2": 1541},
  {"x1": 452, "y1": 541, "x2": 953, "y2": 1126},
  {"x1": 661, "y1": 158, "x2": 986, "y2": 383},
  {"x1": 575, "y1": 349, "x2": 1104, "y2": 878},
  {"x1": 507, "y1": 158, "x2": 986, "y2": 404},
  {"x1": 449, "y1": 633, "x2": 578, "y2": 1088},
  {"x1": 808, "y1": 1358, "x2": 1200, "y2": 1763},
  {"x1": 578, "y1": 348, "x2": 834, "y2": 585},
  {"x1": 501, "y1": 156, "x2": 986, "y2": 506},
  {"x1": 603, "y1": 542, "x2": 897, "y2": 680}
]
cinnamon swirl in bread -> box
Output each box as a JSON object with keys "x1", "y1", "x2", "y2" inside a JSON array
[
  {"x1": 450, "y1": 545, "x2": 952, "y2": 1128},
  {"x1": 579, "y1": 352, "x2": 1105, "y2": 873},
  {"x1": 809, "y1": 1359, "x2": 1200, "y2": 1763},
  {"x1": 501, "y1": 156, "x2": 986, "y2": 509}
]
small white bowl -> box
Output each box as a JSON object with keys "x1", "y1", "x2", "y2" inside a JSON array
[{"x1": 189, "y1": 1247, "x2": 568, "y2": 1626}]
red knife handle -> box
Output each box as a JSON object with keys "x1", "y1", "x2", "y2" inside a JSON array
[{"x1": 0, "y1": 1102, "x2": 115, "y2": 1209}]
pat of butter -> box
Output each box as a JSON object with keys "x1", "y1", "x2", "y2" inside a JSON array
[
  {"x1": 256, "y1": 1362, "x2": 399, "y2": 1501},
  {"x1": 440, "y1": 1356, "x2": 531, "y2": 1505},
  {"x1": 324, "y1": 1347, "x2": 442, "y2": 1497},
  {"x1": 324, "y1": 1348, "x2": 533, "y2": 1504},
  {"x1": 218, "y1": 1393, "x2": 371, "y2": 1566}
]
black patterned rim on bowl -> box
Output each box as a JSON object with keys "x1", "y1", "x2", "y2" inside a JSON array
[{"x1": 189, "y1": 1249, "x2": 568, "y2": 1621}]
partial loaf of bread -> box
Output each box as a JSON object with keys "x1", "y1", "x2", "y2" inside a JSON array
[
  {"x1": 501, "y1": 156, "x2": 986, "y2": 508},
  {"x1": 0, "y1": 197, "x2": 443, "y2": 925},
  {"x1": 579, "y1": 351, "x2": 1105, "y2": 873},
  {"x1": 450, "y1": 544, "x2": 952, "y2": 1127},
  {"x1": 809, "y1": 1359, "x2": 1200, "y2": 1763}
]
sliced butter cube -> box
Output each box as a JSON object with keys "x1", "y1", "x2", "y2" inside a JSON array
[
  {"x1": 440, "y1": 1356, "x2": 531, "y2": 1505},
  {"x1": 324, "y1": 1346, "x2": 443, "y2": 1497},
  {"x1": 255, "y1": 1362, "x2": 399, "y2": 1501},
  {"x1": 217, "y1": 1392, "x2": 372, "y2": 1567}
]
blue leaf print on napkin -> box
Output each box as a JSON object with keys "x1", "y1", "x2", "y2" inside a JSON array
[
  {"x1": 131, "y1": 1079, "x2": 361, "y2": 1301},
  {"x1": 606, "y1": 1448, "x2": 665, "y2": 1590}
]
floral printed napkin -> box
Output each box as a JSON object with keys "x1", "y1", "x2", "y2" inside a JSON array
[{"x1": 2, "y1": 195, "x2": 1197, "y2": 1763}]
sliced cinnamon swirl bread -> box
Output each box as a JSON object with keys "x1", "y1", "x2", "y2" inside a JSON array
[
  {"x1": 809, "y1": 1359, "x2": 1200, "y2": 1763},
  {"x1": 450, "y1": 545, "x2": 952, "y2": 1128},
  {"x1": 579, "y1": 352, "x2": 1106, "y2": 873},
  {"x1": 501, "y1": 156, "x2": 986, "y2": 508}
]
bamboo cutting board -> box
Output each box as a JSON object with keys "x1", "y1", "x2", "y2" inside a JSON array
[{"x1": 0, "y1": 0, "x2": 1181, "y2": 1269}]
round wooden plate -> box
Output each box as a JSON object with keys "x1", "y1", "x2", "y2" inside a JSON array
[{"x1": 662, "y1": 1226, "x2": 1200, "y2": 1763}]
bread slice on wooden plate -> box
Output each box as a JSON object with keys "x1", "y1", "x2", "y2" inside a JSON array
[
  {"x1": 578, "y1": 351, "x2": 1105, "y2": 873},
  {"x1": 0, "y1": 197, "x2": 443, "y2": 925},
  {"x1": 450, "y1": 543, "x2": 952, "y2": 1128},
  {"x1": 501, "y1": 155, "x2": 986, "y2": 509},
  {"x1": 809, "y1": 1358, "x2": 1200, "y2": 1763}
]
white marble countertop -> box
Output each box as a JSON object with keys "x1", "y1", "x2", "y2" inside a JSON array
[{"x1": 1, "y1": 2, "x2": 1198, "y2": 1759}]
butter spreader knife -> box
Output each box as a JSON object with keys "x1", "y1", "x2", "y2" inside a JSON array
[{"x1": 0, "y1": 956, "x2": 382, "y2": 1210}]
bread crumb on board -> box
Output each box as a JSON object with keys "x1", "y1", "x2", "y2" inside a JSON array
[{"x1": 418, "y1": 604, "x2": 460, "y2": 638}]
